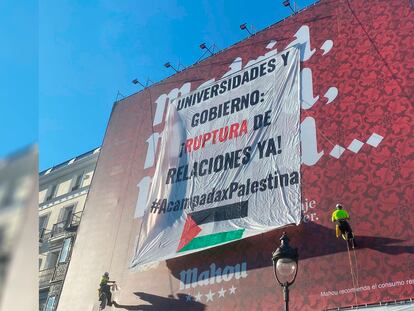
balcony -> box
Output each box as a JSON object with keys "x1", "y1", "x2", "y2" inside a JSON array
[
  {"x1": 39, "y1": 211, "x2": 82, "y2": 244},
  {"x1": 39, "y1": 268, "x2": 55, "y2": 288},
  {"x1": 51, "y1": 211, "x2": 82, "y2": 237},
  {"x1": 51, "y1": 221, "x2": 67, "y2": 238},
  {"x1": 70, "y1": 211, "x2": 82, "y2": 227},
  {"x1": 39, "y1": 262, "x2": 70, "y2": 290},
  {"x1": 51, "y1": 262, "x2": 69, "y2": 283}
]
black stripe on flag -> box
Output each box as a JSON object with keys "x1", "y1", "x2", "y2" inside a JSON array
[{"x1": 189, "y1": 201, "x2": 248, "y2": 225}]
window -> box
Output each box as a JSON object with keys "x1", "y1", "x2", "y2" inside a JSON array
[
  {"x1": 52, "y1": 205, "x2": 74, "y2": 236},
  {"x1": 39, "y1": 289, "x2": 49, "y2": 311},
  {"x1": 45, "y1": 184, "x2": 57, "y2": 201},
  {"x1": 39, "y1": 214, "x2": 49, "y2": 232},
  {"x1": 44, "y1": 296, "x2": 56, "y2": 311},
  {"x1": 58, "y1": 238, "x2": 72, "y2": 263},
  {"x1": 71, "y1": 173, "x2": 84, "y2": 191},
  {"x1": 44, "y1": 251, "x2": 59, "y2": 269},
  {"x1": 58, "y1": 205, "x2": 74, "y2": 226}
]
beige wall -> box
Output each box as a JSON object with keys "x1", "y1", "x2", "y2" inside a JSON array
[
  {"x1": 81, "y1": 169, "x2": 94, "y2": 187},
  {"x1": 40, "y1": 169, "x2": 95, "y2": 204},
  {"x1": 56, "y1": 179, "x2": 72, "y2": 197}
]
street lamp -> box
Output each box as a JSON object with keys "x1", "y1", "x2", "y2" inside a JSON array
[{"x1": 272, "y1": 232, "x2": 299, "y2": 311}]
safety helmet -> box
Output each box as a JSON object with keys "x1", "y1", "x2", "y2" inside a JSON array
[
  {"x1": 336, "y1": 203, "x2": 343, "y2": 210},
  {"x1": 104, "y1": 272, "x2": 109, "y2": 277}
]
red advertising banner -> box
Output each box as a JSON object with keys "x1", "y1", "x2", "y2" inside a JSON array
[{"x1": 58, "y1": 1, "x2": 414, "y2": 310}]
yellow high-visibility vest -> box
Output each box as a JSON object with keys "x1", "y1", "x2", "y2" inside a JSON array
[
  {"x1": 100, "y1": 276, "x2": 109, "y2": 286},
  {"x1": 331, "y1": 209, "x2": 349, "y2": 222}
]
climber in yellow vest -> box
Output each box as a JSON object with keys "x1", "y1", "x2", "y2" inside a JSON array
[
  {"x1": 332, "y1": 203, "x2": 356, "y2": 248},
  {"x1": 99, "y1": 272, "x2": 116, "y2": 307}
]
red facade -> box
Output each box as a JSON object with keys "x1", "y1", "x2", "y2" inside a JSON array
[{"x1": 59, "y1": 1, "x2": 414, "y2": 310}]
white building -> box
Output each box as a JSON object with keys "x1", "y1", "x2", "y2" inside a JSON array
[{"x1": 38, "y1": 147, "x2": 100, "y2": 311}]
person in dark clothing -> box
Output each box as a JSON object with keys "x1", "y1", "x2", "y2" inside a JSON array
[{"x1": 99, "y1": 272, "x2": 116, "y2": 306}]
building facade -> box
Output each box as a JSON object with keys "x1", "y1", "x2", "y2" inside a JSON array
[
  {"x1": 57, "y1": 0, "x2": 414, "y2": 310},
  {"x1": 38, "y1": 148, "x2": 100, "y2": 311}
]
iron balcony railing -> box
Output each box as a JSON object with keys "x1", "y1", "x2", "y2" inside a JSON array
[
  {"x1": 51, "y1": 211, "x2": 82, "y2": 238},
  {"x1": 40, "y1": 211, "x2": 83, "y2": 242},
  {"x1": 70, "y1": 211, "x2": 82, "y2": 227},
  {"x1": 39, "y1": 262, "x2": 70, "y2": 288},
  {"x1": 51, "y1": 262, "x2": 69, "y2": 283}
]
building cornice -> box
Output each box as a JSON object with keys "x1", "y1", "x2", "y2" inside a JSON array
[
  {"x1": 39, "y1": 148, "x2": 100, "y2": 183},
  {"x1": 39, "y1": 186, "x2": 89, "y2": 211},
  {"x1": 39, "y1": 150, "x2": 99, "y2": 186}
]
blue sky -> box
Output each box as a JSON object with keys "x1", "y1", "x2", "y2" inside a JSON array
[
  {"x1": 36, "y1": 0, "x2": 316, "y2": 170},
  {"x1": 0, "y1": 0, "x2": 37, "y2": 159}
]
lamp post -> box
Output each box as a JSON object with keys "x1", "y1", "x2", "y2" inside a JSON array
[{"x1": 272, "y1": 232, "x2": 299, "y2": 311}]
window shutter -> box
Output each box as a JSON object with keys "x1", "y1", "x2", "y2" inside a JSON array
[{"x1": 71, "y1": 173, "x2": 84, "y2": 191}]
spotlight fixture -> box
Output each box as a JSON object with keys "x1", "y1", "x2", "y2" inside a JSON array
[
  {"x1": 132, "y1": 79, "x2": 145, "y2": 88},
  {"x1": 282, "y1": 0, "x2": 296, "y2": 14},
  {"x1": 164, "y1": 62, "x2": 179, "y2": 73},
  {"x1": 239, "y1": 23, "x2": 252, "y2": 36},
  {"x1": 199, "y1": 42, "x2": 214, "y2": 55}
]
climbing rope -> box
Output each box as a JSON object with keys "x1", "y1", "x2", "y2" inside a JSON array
[
  {"x1": 352, "y1": 243, "x2": 360, "y2": 289},
  {"x1": 346, "y1": 238, "x2": 358, "y2": 307}
]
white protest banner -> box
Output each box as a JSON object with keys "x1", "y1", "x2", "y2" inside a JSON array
[{"x1": 132, "y1": 46, "x2": 301, "y2": 268}]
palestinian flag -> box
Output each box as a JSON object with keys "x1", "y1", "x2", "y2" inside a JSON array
[{"x1": 177, "y1": 201, "x2": 248, "y2": 253}]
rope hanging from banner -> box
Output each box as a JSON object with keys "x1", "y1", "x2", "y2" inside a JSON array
[
  {"x1": 352, "y1": 246, "x2": 360, "y2": 291},
  {"x1": 346, "y1": 240, "x2": 358, "y2": 307}
]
